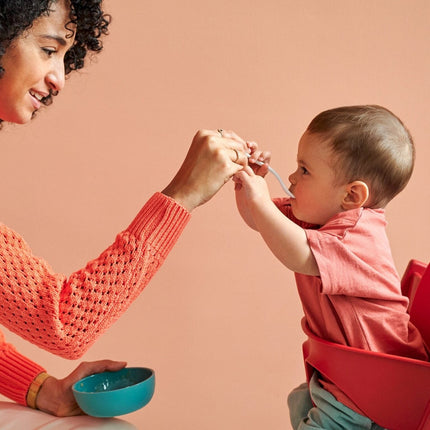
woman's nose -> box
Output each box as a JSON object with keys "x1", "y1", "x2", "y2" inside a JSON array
[{"x1": 46, "y1": 62, "x2": 66, "y2": 92}]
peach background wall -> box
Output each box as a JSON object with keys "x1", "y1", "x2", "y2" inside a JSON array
[{"x1": 1, "y1": 1, "x2": 429, "y2": 429}]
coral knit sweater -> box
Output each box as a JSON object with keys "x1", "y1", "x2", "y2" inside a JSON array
[{"x1": 0, "y1": 192, "x2": 190, "y2": 406}]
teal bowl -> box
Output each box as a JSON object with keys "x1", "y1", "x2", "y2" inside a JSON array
[{"x1": 72, "y1": 367, "x2": 155, "y2": 417}]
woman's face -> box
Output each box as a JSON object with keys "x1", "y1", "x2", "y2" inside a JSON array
[{"x1": 0, "y1": 0, "x2": 75, "y2": 124}]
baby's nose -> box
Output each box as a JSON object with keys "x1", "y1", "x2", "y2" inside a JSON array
[{"x1": 288, "y1": 172, "x2": 296, "y2": 184}]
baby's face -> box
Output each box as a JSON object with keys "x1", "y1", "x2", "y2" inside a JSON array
[{"x1": 288, "y1": 131, "x2": 347, "y2": 225}]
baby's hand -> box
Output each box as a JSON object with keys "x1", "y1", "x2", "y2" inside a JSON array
[
  {"x1": 233, "y1": 166, "x2": 271, "y2": 203},
  {"x1": 246, "y1": 141, "x2": 271, "y2": 177}
]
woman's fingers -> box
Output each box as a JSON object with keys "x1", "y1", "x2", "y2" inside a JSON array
[
  {"x1": 162, "y1": 129, "x2": 252, "y2": 211},
  {"x1": 214, "y1": 129, "x2": 249, "y2": 166},
  {"x1": 215, "y1": 129, "x2": 246, "y2": 145},
  {"x1": 68, "y1": 360, "x2": 127, "y2": 383}
]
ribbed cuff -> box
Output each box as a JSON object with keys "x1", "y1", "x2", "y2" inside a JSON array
[
  {"x1": 0, "y1": 344, "x2": 46, "y2": 406},
  {"x1": 127, "y1": 192, "x2": 191, "y2": 257}
]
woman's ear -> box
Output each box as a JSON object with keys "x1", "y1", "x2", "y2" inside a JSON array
[{"x1": 342, "y1": 181, "x2": 369, "y2": 210}]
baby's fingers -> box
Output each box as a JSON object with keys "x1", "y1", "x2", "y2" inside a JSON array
[
  {"x1": 233, "y1": 166, "x2": 254, "y2": 183},
  {"x1": 255, "y1": 163, "x2": 270, "y2": 177}
]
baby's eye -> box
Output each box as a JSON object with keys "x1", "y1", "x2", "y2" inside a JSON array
[{"x1": 300, "y1": 166, "x2": 309, "y2": 175}]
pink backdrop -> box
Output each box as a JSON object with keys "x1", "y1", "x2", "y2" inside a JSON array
[{"x1": 1, "y1": 1, "x2": 429, "y2": 428}]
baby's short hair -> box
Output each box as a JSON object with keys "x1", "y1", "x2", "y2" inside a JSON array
[{"x1": 307, "y1": 105, "x2": 415, "y2": 208}]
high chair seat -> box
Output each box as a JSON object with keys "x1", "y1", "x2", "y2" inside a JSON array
[{"x1": 302, "y1": 260, "x2": 430, "y2": 430}]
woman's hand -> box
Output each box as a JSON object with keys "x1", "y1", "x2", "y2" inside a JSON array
[
  {"x1": 162, "y1": 129, "x2": 249, "y2": 211},
  {"x1": 36, "y1": 360, "x2": 127, "y2": 417}
]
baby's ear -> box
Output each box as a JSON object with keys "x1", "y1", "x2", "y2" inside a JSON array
[{"x1": 342, "y1": 181, "x2": 369, "y2": 210}]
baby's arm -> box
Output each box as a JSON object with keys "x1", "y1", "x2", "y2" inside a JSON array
[
  {"x1": 234, "y1": 167, "x2": 319, "y2": 276},
  {"x1": 234, "y1": 143, "x2": 271, "y2": 230},
  {"x1": 235, "y1": 179, "x2": 258, "y2": 230}
]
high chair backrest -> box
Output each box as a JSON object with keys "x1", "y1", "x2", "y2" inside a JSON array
[
  {"x1": 302, "y1": 260, "x2": 430, "y2": 430},
  {"x1": 402, "y1": 260, "x2": 430, "y2": 349}
]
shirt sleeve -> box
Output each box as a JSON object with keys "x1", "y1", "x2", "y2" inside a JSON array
[
  {"x1": 304, "y1": 210, "x2": 401, "y2": 300},
  {"x1": 0, "y1": 192, "x2": 190, "y2": 360}
]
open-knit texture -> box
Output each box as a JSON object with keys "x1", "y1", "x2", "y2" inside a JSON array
[{"x1": 0, "y1": 192, "x2": 190, "y2": 405}]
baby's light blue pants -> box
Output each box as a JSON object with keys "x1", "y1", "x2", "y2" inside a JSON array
[{"x1": 288, "y1": 374, "x2": 386, "y2": 430}]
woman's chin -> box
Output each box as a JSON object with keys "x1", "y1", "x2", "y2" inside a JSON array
[
  {"x1": 1, "y1": 115, "x2": 30, "y2": 125},
  {"x1": 9, "y1": 106, "x2": 38, "y2": 124},
  {"x1": 13, "y1": 112, "x2": 34, "y2": 125}
]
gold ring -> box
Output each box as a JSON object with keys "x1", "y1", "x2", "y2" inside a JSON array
[
  {"x1": 233, "y1": 149, "x2": 239, "y2": 162},
  {"x1": 217, "y1": 129, "x2": 224, "y2": 137}
]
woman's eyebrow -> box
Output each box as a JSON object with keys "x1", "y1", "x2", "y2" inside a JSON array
[{"x1": 38, "y1": 34, "x2": 67, "y2": 46}]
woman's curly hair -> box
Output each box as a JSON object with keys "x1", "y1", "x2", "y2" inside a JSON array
[{"x1": 0, "y1": 0, "x2": 110, "y2": 123}]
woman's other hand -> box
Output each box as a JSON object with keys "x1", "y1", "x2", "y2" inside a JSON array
[
  {"x1": 36, "y1": 360, "x2": 127, "y2": 417},
  {"x1": 162, "y1": 129, "x2": 249, "y2": 211}
]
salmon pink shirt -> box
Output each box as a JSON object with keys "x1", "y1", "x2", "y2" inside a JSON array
[{"x1": 274, "y1": 198, "x2": 428, "y2": 413}]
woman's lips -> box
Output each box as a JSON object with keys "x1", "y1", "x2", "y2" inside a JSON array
[{"x1": 28, "y1": 90, "x2": 45, "y2": 110}]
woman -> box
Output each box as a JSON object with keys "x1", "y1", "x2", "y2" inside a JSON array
[{"x1": 0, "y1": 0, "x2": 248, "y2": 417}]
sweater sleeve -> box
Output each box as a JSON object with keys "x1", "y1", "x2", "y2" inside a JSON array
[
  {"x1": 0, "y1": 331, "x2": 45, "y2": 406},
  {"x1": 0, "y1": 192, "x2": 190, "y2": 360}
]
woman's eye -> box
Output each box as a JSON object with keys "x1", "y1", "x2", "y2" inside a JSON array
[{"x1": 42, "y1": 48, "x2": 56, "y2": 57}]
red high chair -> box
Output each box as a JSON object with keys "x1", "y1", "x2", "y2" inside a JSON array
[{"x1": 302, "y1": 260, "x2": 430, "y2": 430}]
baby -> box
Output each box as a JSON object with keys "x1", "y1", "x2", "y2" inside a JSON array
[{"x1": 233, "y1": 105, "x2": 428, "y2": 429}]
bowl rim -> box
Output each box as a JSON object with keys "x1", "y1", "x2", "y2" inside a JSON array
[{"x1": 72, "y1": 366, "x2": 155, "y2": 395}]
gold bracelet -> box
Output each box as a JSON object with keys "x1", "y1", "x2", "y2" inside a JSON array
[{"x1": 26, "y1": 372, "x2": 51, "y2": 409}]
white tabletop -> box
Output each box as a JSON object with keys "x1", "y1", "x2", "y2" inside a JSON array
[{"x1": 0, "y1": 402, "x2": 137, "y2": 429}]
